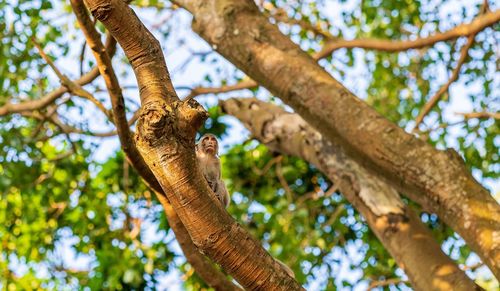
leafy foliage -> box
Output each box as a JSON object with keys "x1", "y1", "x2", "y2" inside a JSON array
[{"x1": 0, "y1": 0, "x2": 498, "y2": 290}]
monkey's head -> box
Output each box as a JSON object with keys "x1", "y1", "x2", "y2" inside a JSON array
[{"x1": 197, "y1": 134, "x2": 219, "y2": 155}]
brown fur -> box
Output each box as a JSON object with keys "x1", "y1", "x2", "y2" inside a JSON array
[{"x1": 196, "y1": 134, "x2": 230, "y2": 207}]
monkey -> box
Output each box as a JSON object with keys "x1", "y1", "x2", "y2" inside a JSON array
[
  {"x1": 195, "y1": 134, "x2": 230, "y2": 208},
  {"x1": 197, "y1": 135, "x2": 294, "y2": 278}
]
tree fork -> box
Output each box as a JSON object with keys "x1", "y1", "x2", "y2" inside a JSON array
[
  {"x1": 70, "y1": 1, "x2": 242, "y2": 289},
  {"x1": 83, "y1": 0, "x2": 304, "y2": 289}
]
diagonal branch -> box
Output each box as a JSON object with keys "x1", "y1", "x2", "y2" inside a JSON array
[
  {"x1": 0, "y1": 36, "x2": 116, "y2": 117},
  {"x1": 32, "y1": 38, "x2": 113, "y2": 120},
  {"x1": 181, "y1": 10, "x2": 500, "y2": 100},
  {"x1": 221, "y1": 97, "x2": 480, "y2": 290},
  {"x1": 82, "y1": 0, "x2": 303, "y2": 289},
  {"x1": 175, "y1": 0, "x2": 500, "y2": 278},
  {"x1": 413, "y1": 34, "x2": 477, "y2": 130}
]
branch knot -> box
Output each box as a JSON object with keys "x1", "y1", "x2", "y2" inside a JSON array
[
  {"x1": 137, "y1": 100, "x2": 171, "y2": 145},
  {"x1": 89, "y1": 3, "x2": 113, "y2": 22}
]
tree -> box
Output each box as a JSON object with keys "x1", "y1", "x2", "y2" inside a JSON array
[{"x1": 0, "y1": 0, "x2": 498, "y2": 290}]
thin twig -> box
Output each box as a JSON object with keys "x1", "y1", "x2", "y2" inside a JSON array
[
  {"x1": 275, "y1": 158, "x2": 294, "y2": 204},
  {"x1": 315, "y1": 10, "x2": 500, "y2": 58},
  {"x1": 79, "y1": 40, "x2": 87, "y2": 76},
  {"x1": 182, "y1": 78, "x2": 258, "y2": 100},
  {"x1": 0, "y1": 35, "x2": 116, "y2": 117},
  {"x1": 368, "y1": 277, "x2": 408, "y2": 290},
  {"x1": 32, "y1": 38, "x2": 113, "y2": 120},
  {"x1": 412, "y1": 34, "x2": 476, "y2": 131},
  {"x1": 456, "y1": 111, "x2": 500, "y2": 120}
]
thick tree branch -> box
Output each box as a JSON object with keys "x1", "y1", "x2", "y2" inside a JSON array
[
  {"x1": 70, "y1": 2, "x2": 240, "y2": 290},
  {"x1": 82, "y1": 0, "x2": 302, "y2": 289},
  {"x1": 221, "y1": 97, "x2": 480, "y2": 291},
  {"x1": 162, "y1": 200, "x2": 242, "y2": 291},
  {"x1": 0, "y1": 37, "x2": 116, "y2": 117},
  {"x1": 315, "y1": 9, "x2": 500, "y2": 58},
  {"x1": 175, "y1": 0, "x2": 500, "y2": 277}
]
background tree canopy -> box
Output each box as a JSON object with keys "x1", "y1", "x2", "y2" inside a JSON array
[{"x1": 0, "y1": 0, "x2": 498, "y2": 290}]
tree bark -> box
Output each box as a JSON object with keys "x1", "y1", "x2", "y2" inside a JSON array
[
  {"x1": 222, "y1": 97, "x2": 481, "y2": 291},
  {"x1": 174, "y1": 0, "x2": 500, "y2": 277},
  {"x1": 83, "y1": 0, "x2": 303, "y2": 289}
]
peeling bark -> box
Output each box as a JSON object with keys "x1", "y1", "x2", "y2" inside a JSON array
[
  {"x1": 221, "y1": 97, "x2": 481, "y2": 291},
  {"x1": 175, "y1": 0, "x2": 500, "y2": 277}
]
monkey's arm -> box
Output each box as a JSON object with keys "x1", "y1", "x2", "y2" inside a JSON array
[{"x1": 216, "y1": 179, "x2": 230, "y2": 208}]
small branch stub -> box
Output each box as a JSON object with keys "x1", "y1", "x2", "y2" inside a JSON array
[{"x1": 136, "y1": 99, "x2": 208, "y2": 148}]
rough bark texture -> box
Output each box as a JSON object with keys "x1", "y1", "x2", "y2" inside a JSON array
[
  {"x1": 134, "y1": 99, "x2": 302, "y2": 290},
  {"x1": 159, "y1": 195, "x2": 243, "y2": 291},
  {"x1": 175, "y1": 0, "x2": 500, "y2": 277},
  {"x1": 83, "y1": 0, "x2": 303, "y2": 289},
  {"x1": 222, "y1": 98, "x2": 481, "y2": 291}
]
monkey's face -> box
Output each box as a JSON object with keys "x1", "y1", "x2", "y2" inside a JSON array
[{"x1": 201, "y1": 135, "x2": 218, "y2": 155}]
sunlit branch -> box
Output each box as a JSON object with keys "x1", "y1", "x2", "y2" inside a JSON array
[
  {"x1": 71, "y1": 2, "x2": 243, "y2": 289},
  {"x1": 413, "y1": 34, "x2": 476, "y2": 131},
  {"x1": 315, "y1": 9, "x2": 500, "y2": 59},
  {"x1": 456, "y1": 111, "x2": 500, "y2": 120}
]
